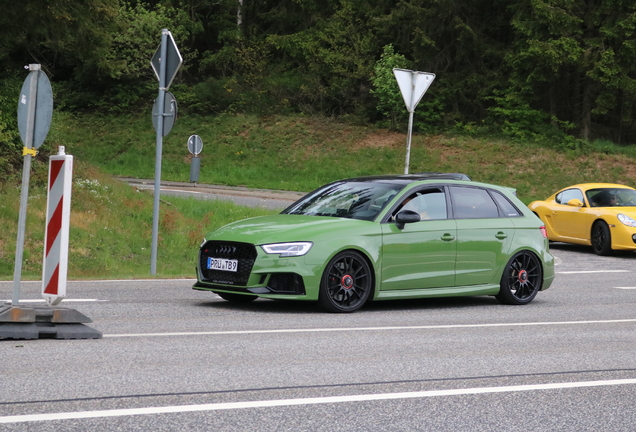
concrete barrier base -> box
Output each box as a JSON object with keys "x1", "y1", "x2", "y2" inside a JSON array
[{"x1": 0, "y1": 303, "x2": 102, "y2": 340}]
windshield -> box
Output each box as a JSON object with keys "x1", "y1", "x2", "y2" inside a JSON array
[
  {"x1": 586, "y1": 188, "x2": 636, "y2": 207},
  {"x1": 283, "y1": 181, "x2": 405, "y2": 221}
]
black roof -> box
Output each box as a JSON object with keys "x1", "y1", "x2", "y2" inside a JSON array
[{"x1": 342, "y1": 172, "x2": 472, "y2": 183}]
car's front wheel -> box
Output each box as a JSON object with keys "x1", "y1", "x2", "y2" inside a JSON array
[
  {"x1": 318, "y1": 251, "x2": 373, "y2": 313},
  {"x1": 496, "y1": 251, "x2": 542, "y2": 305},
  {"x1": 592, "y1": 221, "x2": 612, "y2": 256}
]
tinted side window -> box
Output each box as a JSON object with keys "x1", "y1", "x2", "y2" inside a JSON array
[
  {"x1": 411, "y1": 191, "x2": 447, "y2": 220},
  {"x1": 420, "y1": 191, "x2": 448, "y2": 220},
  {"x1": 555, "y1": 189, "x2": 584, "y2": 205},
  {"x1": 451, "y1": 186, "x2": 499, "y2": 219},
  {"x1": 491, "y1": 191, "x2": 521, "y2": 217},
  {"x1": 391, "y1": 188, "x2": 447, "y2": 221}
]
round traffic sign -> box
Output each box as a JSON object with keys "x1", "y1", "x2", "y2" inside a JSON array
[
  {"x1": 187, "y1": 135, "x2": 203, "y2": 156},
  {"x1": 152, "y1": 91, "x2": 178, "y2": 136},
  {"x1": 17, "y1": 68, "x2": 53, "y2": 149}
]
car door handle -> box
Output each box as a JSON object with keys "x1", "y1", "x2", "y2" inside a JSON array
[
  {"x1": 495, "y1": 232, "x2": 508, "y2": 240},
  {"x1": 441, "y1": 233, "x2": 455, "y2": 242}
]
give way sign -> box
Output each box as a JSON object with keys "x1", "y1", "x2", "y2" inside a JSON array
[{"x1": 393, "y1": 68, "x2": 436, "y2": 113}]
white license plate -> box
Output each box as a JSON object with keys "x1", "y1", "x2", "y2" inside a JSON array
[{"x1": 207, "y1": 257, "x2": 238, "y2": 272}]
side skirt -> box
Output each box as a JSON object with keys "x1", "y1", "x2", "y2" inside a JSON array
[{"x1": 375, "y1": 284, "x2": 500, "y2": 300}]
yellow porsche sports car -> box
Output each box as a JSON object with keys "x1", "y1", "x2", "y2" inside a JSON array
[{"x1": 529, "y1": 183, "x2": 636, "y2": 255}]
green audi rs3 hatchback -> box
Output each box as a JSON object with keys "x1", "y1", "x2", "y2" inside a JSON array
[{"x1": 193, "y1": 174, "x2": 555, "y2": 312}]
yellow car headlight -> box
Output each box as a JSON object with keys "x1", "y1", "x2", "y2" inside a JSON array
[{"x1": 617, "y1": 214, "x2": 636, "y2": 227}]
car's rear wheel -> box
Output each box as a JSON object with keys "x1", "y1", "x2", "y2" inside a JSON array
[
  {"x1": 496, "y1": 251, "x2": 542, "y2": 305},
  {"x1": 318, "y1": 251, "x2": 373, "y2": 313},
  {"x1": 216, "y1": 292, "x2": 257, "y2": 303},
  {"x1": 592, "y1": 221, "x2": 612, "y2": 256}
]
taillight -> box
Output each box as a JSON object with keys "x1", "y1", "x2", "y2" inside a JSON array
[{"x1": 540, "y1": 226, "x2": 548, "y2": 238}]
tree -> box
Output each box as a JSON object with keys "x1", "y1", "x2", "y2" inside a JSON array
[
  {"x1": 105, "y1": 2, "x2": 198, "y2": 82},
  {"x1": 370, "y1": 44, "x2": 410, "y2": 129},
  {"x1": 371, "y1": 0, "x2": 512, "y2": 126},
  {"x1": 506, "y1": 0, "x2": 636, "y2": 142},
  {"x1": 266, "y1": 0, "x2": 378, "y2": 116},
  {"x1": 0, "y1": 0, "x2": 120, "y2": 80}
]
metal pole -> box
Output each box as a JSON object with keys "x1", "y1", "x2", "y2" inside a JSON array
[
  {"x1": 12, "y1": 65, "x2": 39, "y2": 305},
  {"x1": 12, "y1": 156, "x2": 32, "y2": 305},
  {"x1": 404, "y1": 110, "x2": 414, "y2": 175},
  {"x1": 403, "y1": 71, "x2": 417, "y2": 175},
  {"x1": 150, "y1": 30, "x2": 169, "y2": 275}
]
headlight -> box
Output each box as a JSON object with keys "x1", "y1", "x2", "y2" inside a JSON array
[
  {"x1": 618, "y1": 214, "x2": 636, "y2": 227},
  {"x1": 199, "y1": 238, "x2": 207, "y2": 247},
  {"x1": 261, "y1": 242, "x2": 313, "y2": 257}
]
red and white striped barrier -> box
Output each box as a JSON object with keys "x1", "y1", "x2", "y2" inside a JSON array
[{"x1": 42, "y1": 146, "x2": 73, "y2": 306}]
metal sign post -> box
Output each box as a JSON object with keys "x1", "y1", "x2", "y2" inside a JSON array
[
  {"x1": 1, "y1": 66, "x2": 101, "y2": 340},
  {"x1": 150, "y1": 29, "x2": 182, "y2": 275},
  {"x1": 393, "y1": 69, "x2": 436, "y2": 174},
  {"x1": 12, "y1": 64, "x2": 53, "y2": 306},
  {"x1": 187, "y1": 135, "x2": 203, "y2": 183}
]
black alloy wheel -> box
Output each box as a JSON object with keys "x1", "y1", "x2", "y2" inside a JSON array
[
  {"x1": 319, "y1": 251, "x2": 373, "y2": 313},
  {"x1": 592, "y1": 221, "x2": 612, "y2": 256},
  {"x1": 496, "y1": 251, "x2": 542, "y2": 305}
]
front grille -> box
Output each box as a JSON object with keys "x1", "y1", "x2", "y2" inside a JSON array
[{"x1": 199, "y1": 241, "x2": 257, "y2": 286}]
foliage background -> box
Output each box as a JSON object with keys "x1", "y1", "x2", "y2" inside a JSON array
[{"x1": 2, "y1": 1, "x2": 636, "y2": 160}]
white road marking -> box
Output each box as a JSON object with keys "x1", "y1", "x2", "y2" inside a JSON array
[
  {"x1": 72, "y1": 279, "x2": 196, "y2": 283},
  {"x1": 0, "y1": 279, "x2": 196, "y2": 284},
  {"x1": 155, "y1": 187, "x2": 206, "y2": 195},
  {"x1": 2, "y1": 378, "x2": 635, "y2": 424},
  {"x1": 1, "y1": 299, "x2": 105, "y2": 303},
  {"x1": 557, "y1": 270, "x2": 629, "y2": 274},
  {"x1": 615, "y1": 287, "x2": 636, "y2": 290},
  {"x1": 104, "y1": 318, "x2": 636, "y2": 338}
]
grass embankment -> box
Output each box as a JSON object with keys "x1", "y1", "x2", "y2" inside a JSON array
[
  {"x1": 0, "y1": 163, "x2": 274, "y2": 280},
  {"x1": 2, "y1": 112, "x2": 636, "y2": 280},
  {"x1": 60, "y1": 112, "x2": 636, "y2": 200}
]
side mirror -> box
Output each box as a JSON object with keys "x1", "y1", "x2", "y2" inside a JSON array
[
  {"x1": 566, "y1": 198, "x2": 584, "y2": 207},
  {"x1": 395, "y1": 210, "x2": 420, "y2": 229}
]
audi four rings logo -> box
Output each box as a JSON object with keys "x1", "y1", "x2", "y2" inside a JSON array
[{"x1": 215, "y1": 245, "x2": 237, "y2": 255}]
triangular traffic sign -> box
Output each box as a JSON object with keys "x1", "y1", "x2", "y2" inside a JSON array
[{"x1": 393, "y1": 69, "x2": 436, "y2": 112}]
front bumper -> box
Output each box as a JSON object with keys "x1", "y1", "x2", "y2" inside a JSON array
[
  {"x1": 194, "y1": 240, "x2": 314, "y2": 298},
  {"x1": 609, "y1": 224, "x2": 636, "y2": 250},
  {"x1": 193, "y1": 272, "x2": 306, "y2": 296}
]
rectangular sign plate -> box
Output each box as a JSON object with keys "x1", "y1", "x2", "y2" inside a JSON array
[{"x1": 207, "y1": 257, "x2": 238, "y2": 272}]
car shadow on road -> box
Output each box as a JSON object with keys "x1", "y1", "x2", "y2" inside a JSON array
[
  {"x1": 549, "y1": 241, "x2": 636, "y2": 259},
  {"x1": 364, "y1": 295, "x2": 500, "y2": 312},
  {"x1": 195, "y1": 297, "x2": 321, "y2": 314},
  {"x1": 194, "y1": 294, "x2": 502, "y2": 314}
]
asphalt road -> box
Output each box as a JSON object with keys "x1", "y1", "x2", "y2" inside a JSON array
[
  {"x1": 1, "y1": 243, "x2": 636, "y2": 431},
  {"x1": 118, "y1": 177, "x2": 306, "y2": 210}
]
